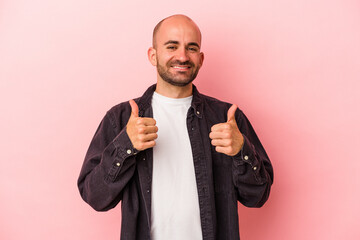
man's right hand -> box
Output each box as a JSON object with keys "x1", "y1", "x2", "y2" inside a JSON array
[{"x1": 126, "y1": 99, "x2": 158, "y2": 151}]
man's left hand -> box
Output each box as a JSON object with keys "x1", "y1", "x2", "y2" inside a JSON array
[{"x1": 209, "y1": 104, "x2": 244, "y2": 156}]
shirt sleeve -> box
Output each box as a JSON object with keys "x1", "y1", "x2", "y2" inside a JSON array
[
  {"x1": 231, "y1": 109, "x2": 274, "y2": 207},
  {"x1": 77, "y1": 109, "x2": 138, "y2": 211}
]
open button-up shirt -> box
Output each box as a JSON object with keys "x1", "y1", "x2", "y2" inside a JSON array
[{"x1": 78, "y1": 84, "x2": 274, "y2": 240}]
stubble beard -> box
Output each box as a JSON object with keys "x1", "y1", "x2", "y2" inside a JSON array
[{"x1": 156, "y1": 60, "x2": 200, "y2": 87}]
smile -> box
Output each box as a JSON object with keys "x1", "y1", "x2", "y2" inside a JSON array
[{"x1": 172, "y1": 66, "x2": 191, "y2": 70}]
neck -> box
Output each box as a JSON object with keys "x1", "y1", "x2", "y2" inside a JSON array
[{"x1": 155, "y1": 79, "x2": 193, "y2": 98}]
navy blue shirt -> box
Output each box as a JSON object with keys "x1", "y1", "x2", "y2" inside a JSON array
[{"x1": 78, "y1": 84, "x2": 274, "y2": 240}]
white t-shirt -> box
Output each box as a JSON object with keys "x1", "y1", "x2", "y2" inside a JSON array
[{"x1": 150, "y1": 92, "x2": 202, "y2": 240}]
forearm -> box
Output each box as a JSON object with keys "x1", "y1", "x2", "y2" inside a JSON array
[
  {"x1": 232, "y1": 111, "x2": 274, "y2": 207},
  {"x1": 77, "y1": 113, "x2": 137, "y2": 211},
  {"x1": 232, "y1": 135, "x2": 273, "y2": 207}
]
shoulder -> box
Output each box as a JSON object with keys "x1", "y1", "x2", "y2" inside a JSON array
[
  {"x1": 103, "y1": 99, "x2": 136, "y2": 130},
  {"x1": 199, "y1": 92, "x2": 244, "y2": 113},
  {"x1": 107, "y1": 101, "x2": 131, "y2": 114},
  {"x1": 200, "y1": 93, "x2": 230, "y2": 107},
  {"x1": 198, "y1": 92, "x2": 246, "y2": 123}
]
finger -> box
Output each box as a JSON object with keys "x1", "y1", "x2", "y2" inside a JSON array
[
  {"x1": 211, "y1": 122, "x2": 231, "y2": 132},
  {"x1": 211, "y1": 138, "x2": 231, "y2": 147},
  {"x1": 214, "y1": 146, "x2": 230, "y2": 155},
  {"x1": 137, "y1": 140, "x2": 156, "y2": 150},
  {"x1": 227, "y1": 104, "x2": 237, "y2": 122},
  {"x1": 129, "y1": 99, "x2": 139, "y2": 117},
  {"x1": 136, "y1": 117, "x2": 156, "y2": 126},
  {"x1": 209, "y1": 131, "x2": 231, "y2": 140},
  {"x1": 138, "y1": 125, "x2": 158, "y2": 134},
  {"x1": 138, "y1": 133, "x2": 158, "y2": 142}
]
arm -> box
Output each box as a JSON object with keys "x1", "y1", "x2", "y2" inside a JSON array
[
  {"x1": 232, "y1": 109, "x2": 273, "y2": 207},
  {"x1": 77, "y1": 109, "x2": 137, "y2": 211},
  {"x1": 209, "y1": 105, "x2": 273, "y2": 207}
]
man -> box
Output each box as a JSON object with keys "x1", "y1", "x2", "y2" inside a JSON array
[{"x1": 78, "y1": 14, "x2": 273, "y2": 240}]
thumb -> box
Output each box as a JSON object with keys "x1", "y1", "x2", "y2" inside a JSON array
[
  {"x1": 227, "y1": 104, "x2": 237, "y2": 122},
  {"x1": 129, "y1": 99, "x2": 139, "y2": 117}
]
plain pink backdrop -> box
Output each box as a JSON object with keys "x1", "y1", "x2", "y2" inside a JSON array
[{"x1": 1, "y1": 0, "x2": 359, "y2": 239}]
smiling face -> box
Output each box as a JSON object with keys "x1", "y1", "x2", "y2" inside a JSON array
[{"x1": 148, "y1": 15, "x2": 204, "y2": 87}]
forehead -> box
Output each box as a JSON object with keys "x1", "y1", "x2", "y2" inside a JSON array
[{"x1": 156, "y1": 18, "x2": 201, "y2": 45}]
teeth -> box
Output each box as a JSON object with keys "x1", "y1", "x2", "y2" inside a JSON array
[{"x1": 173, "y1": 66, "x2": 189, "y2": 69}]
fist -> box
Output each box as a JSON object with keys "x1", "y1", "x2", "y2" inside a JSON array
[
  {"x1": 126, "y1": 99, "x2": 158, "y2": 151},
  {"x1": 209, "y1": 104, "x2": 244, "y2": 156}
]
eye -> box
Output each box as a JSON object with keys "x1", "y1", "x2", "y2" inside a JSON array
[
  {"x1": 188, "y1": 47, "x2": 199, "y2": 52},
  {"x1": 167, "y1": 45, "x2": 177, "y2": 50}
]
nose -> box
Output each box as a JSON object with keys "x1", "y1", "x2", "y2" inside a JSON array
[{"x1": 175, "y1": 47, "x2": 190, "y2": 62}]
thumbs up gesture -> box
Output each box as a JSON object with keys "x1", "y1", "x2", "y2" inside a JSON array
[
  {"x1": 209, "y1": 104, "x2": 244, "y2": 156},
  {"x1": 126, "y1": 100, "x2": 158, "y2": 151}
]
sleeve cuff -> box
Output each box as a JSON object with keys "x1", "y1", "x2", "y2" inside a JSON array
[
  {"x1": 232, "y1": 134, "x2": 260, "y2": 172},
  {"x1": 102, "y1": 128, "x2": 138, "y2": 182},
  {"x1": 112, "y1": 128, "x2": 138, "y2": 159}
]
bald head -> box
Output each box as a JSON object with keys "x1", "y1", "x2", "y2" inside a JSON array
[{"x1": 152, "y1": 14, "x2": 202, "y2": 49}]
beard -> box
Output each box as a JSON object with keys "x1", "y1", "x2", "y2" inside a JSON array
[{"x1": 156, "y1": 59, "x2": 201, "y2": 87}]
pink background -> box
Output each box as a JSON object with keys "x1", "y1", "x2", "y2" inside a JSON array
[{"x1": 1, "y1": 0, "x2": 359, "y2": 239}]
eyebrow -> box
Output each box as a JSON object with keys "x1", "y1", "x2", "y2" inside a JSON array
[{"x1": 164, "y1": 40, "x2": 200, "y2": 48}]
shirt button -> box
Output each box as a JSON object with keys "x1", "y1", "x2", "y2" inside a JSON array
[
  {"x1": 253, "y1": 166, "x2": 257, "y2": 171},
  {"x1": 116, "y1": 162, "x2": 121, "y2": 167},
  {"x1": 126, "y1": 149, "x2": 132, "y2": 154},
  {"x1": 244, "y1": 155, "x2": 249, "y2": 161},
  {"x1": 142, "y1": 157, "x2": 146, "y2": 161},
  {"x1": 196, "y1": 111, "x2": 200, "y2": 115}
]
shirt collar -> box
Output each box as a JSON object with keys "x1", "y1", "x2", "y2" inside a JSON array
[{"x1": 137, "y1": 84, "x2": 203, "y2": 119}]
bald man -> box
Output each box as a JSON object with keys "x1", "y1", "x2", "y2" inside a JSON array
[{"x1": 78, "y1": 15, "x2": 273, "y2": 240}]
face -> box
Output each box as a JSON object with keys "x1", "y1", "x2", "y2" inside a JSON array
[{"x1": 148, "y1": 16, "x2": 204, "y2": 87}]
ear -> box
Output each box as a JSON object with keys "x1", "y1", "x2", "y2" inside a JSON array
[
  {"x1": 199, "y1": 52, "x2": 205, "y2": 68},
  {"x1": 147, "y1": 47, "x2": 157, "y2": 66}
]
